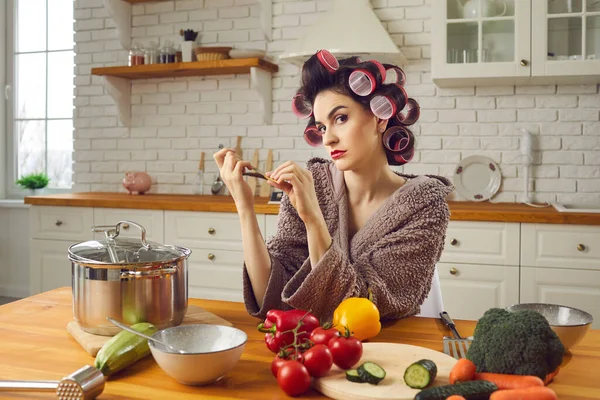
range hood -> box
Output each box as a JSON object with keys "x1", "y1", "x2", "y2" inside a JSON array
[{"x1": 279, "y1": 0, "x2": 407, "y2": 66}]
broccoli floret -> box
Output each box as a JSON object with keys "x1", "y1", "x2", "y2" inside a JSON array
[{"x1": 466, "y1": 308, "x2": 564, "y2": 380}]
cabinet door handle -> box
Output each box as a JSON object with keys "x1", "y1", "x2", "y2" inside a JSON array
[
  {"x1": 577, "y1": 244, "x2": 586, "y2": 252},
  {"x1": 208, "y1": 227, "x2": 215, "y2": 234},
  {"x1": 520, "y1": 59, "x2": 529, "y2": 66},
  {"x1": 122, "y1": 223, "x2": 130, "y2": 230},
  {"x1": 55, "y1": 220, "x2": 63, "y2": 227},
  {"x1": 450, "y1": 267, "x2": 458, "y2": 275},
  {"x1": 450, "y1": 238, "x2": 458, "y2": 246},
  {"x1": 207, "y1": 253, "x2": 215, "y2": 260}
]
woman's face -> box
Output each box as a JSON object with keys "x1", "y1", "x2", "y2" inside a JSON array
[{"x1": 313, "y1": 90, "x2": 387, "y2": 171}]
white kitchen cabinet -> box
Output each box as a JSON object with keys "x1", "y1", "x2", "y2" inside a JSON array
[
  {"x1": 521, "y1": 223, "x2": 600, "y2": 270},
  {"x1": 30, "y1": 206, "x2": 94, "y2": 241},
  {"x1": 440, "y1": 221, "x2": 520, "y2": 266},
  {"x1": 93, "y1": 208, "x2": 164, "y2": 243},
  {"x1": 521, "y1": 266, "x2": 600, "y2": 329},
  {"x1": 432, "y1": 0, "x2": 600, "y2": 86},
  {"x1": 30, "y1": 239, "x2": 74, "y2": 294},
  {"x1": 187, "y1": 248, "x2": 245, "y2": 303},
  {"x1": 438, "y1": 262, "x2": 520, "y2": 321}
]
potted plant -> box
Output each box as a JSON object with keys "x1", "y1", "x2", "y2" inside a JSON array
[{"x1": 16, "y1": 172, "x2": 50, "y2": 195}]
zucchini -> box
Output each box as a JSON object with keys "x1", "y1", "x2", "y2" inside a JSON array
[
  {"x1": 357, "y1": 361, "x2": 386, "y2": 385},
  {"x1": 94, "y1": 322, "x2": 157, "y2": 376},
  {"x1": 414, "y1": 380, "x2": 498, "y2": 400},
  {"x1": 345, "y1": 369, "x2": 365, "y2": 383},
  {"x1": 404, "y1": 359, "x2": 437, "y2": 389}
]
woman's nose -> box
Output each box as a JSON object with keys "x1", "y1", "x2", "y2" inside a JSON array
[{"x1": 322, "y1": 128, "x2": 338, "y2": 146}]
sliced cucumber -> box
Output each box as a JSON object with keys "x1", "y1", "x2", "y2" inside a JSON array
[
  {"x1": 404, "y1": 359, "x2": 438, "y2": 389},
  {"x1": 357, "y1": 361, "x2": 386, "y2": 385},
  {"x1": 414, "y1": 380, "x2": 498, "y2": 400},
  {"x1": 345, "y1": 369, "x2": 365, "y2": 383}
]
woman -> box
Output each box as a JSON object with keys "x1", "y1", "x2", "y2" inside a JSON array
[{"x1": 214, "y1": 50, "x2": 453, "y2": 322}]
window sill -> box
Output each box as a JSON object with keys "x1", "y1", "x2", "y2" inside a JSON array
[{"x1": 0, "y1": 199, "x2": 29, "y2": 208}]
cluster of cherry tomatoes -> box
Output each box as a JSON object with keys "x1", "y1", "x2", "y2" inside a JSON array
[{"x1": 270, "y1": 326, "x2": 364, "y2": 397}]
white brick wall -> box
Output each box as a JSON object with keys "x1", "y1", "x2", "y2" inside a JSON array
[{"x1": 73, "y1": 0, "x2": 600, "y2": 203}]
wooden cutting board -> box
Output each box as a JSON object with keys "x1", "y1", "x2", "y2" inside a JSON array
[
  {"x1": 313, "y1": 343, "x2": 457, "y2": 400},
  {"x1": 67, "y1": 305, "x2": 232, "y2": 356}
]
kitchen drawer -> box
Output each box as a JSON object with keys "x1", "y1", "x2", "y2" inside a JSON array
[
  {"x1": 93, "y1": 208, "x2": 164, "y2": 243},
  {"x1": 265, "y1": 214, "x2": 279, "y2": 241},
  {"x1": 521, "y1": 224, "x2": 600, "y2": 270},
  {"x1": 439, "y1": 221, "x2": 520, "y2": 266},
  {"x1": 438, "y1": 262, "x2": 520, "y2": 321},
  {"x1": 521, "y1": 266, "x2": 600, "y2": 329},
  {"x1": 30, "y1": 206, "x2": 94, "y2": 241},
  {"x1": 188, "y1": 247, "x2": 243, "y2": 302},
  {"x1": 165, "y1": 211, "x2": 265, "y2": 251}
]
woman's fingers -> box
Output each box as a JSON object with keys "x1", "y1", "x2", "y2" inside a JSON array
[
  {"x1": 233, "y1": 160, "x2": 253, "y2": 176},
  {"x1": 275, "y1": 172, "x2": 302, "y2": 187},
  {"x1": 268, "y1": 161, "x2": 294, "y2": 180},
  {"x1": 267, "y1": 179, "x2": 293, "y2": 194},
  {"x1": 270, "y1": 164, "x2": 305, "y2": 184},
  {"x1": 213, "y1": 147, "x2": 235, "y2": 168}
]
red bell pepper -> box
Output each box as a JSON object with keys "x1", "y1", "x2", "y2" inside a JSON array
[{"x1": 257, "y1": 309, "x2": 320, "y2": 353}]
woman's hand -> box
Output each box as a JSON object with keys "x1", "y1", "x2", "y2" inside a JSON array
[
  {"x1": 267, "y1": 161, "x2": 322, "y2": 225},
  {"x1": 213, "y1": 147, "x2": 254, "y2": 210}
]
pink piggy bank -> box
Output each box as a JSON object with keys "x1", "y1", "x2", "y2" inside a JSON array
[{"x1": 122, "y1": 172, "x2": 152, "y2": 195}]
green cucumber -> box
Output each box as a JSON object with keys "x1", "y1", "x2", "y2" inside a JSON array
[
  {"x1": 345, "y1": 369, "x2": 365, "y2": 383},
  {"x1": 94, "y1": 322, "x2": 158, "y2": 376},
  {"x1": 404, "y1": 359, "x2": 438, "y2": 389},
  {"x1": 414, "y1": 380, "x2": 498, "y2": 400},
  {"x1": 356, "y1": 361, "x2": 386, "y2": 385}
]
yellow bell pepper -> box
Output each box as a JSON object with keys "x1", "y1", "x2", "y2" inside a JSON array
[{"x1": 332, "y1": 288, "x2": 381, "y2": 341}]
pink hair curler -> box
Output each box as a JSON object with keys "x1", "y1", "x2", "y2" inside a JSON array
[
  {"x1": 316, "y1": 49, "x2": 339, "y2": 73},
  {"x1": 383, "y1": 126, "x2": 415, "y2": 164},
  {"x1": 368, "y1": 60, "x2": 387, "y2": 82},
  {"x1": 292, "y1": 93, "x2": 313, "y2": 119},
  {"x1": 396, "y1": 98, "x2": 420, "y2": 126},
  {"x1": 349, "y1": 69, "x2": 376, "y2": 96},
  {"x1": 370, "y1": 95, "x2": 398, "y2": 120},
  {"x1": 383, "y1": 67, "x2": 406, "y2": 86},
  {"x1": 303, "y1": 125, "x2": 323, "y2": 147}
]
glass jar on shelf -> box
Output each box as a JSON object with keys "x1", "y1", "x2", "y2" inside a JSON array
[
  {"x1": 128, "y1": 42, "x2": 145, "y2": 66},
  {"x1": 160, "y1": 41, "x2": 176, "y2": 64},
  {"x1": 144, "y1": 41, "x2": 159, "y2": 65}
]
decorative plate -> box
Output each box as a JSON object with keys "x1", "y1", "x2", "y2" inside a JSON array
[
  {"x1": 228, "y1": 49, "x2": 266, "y2": 59},
  {"x1": 453, "y1": 155, "x2": 501, "y2": 202}
]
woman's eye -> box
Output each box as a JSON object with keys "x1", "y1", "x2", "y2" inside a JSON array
[
  {"x1": 318, "y1": 125, "x2": 326, "y2": 133},
  {"x1": 335, "y1": 115, "x2": 347, "y2": 124}
]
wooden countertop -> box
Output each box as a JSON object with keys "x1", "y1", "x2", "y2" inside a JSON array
[
  {"x1": 0, "y1": 288, "x2": 599, "y2": 399},
  {"x1": 24, "y1": 192, "x2": 600, "y2": 224}
]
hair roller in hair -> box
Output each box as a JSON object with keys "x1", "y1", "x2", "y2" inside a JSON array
[
  {"x1": 383, "y1": 67, "x2": 406, "y2": 86},
  {"x1": 316, "y1": 49, "x2": 339, "y2": 73},
  {"x1": 368, "y1": 60, "x2": 387, "y2": 82},
  {"x1": 396, "y1": 98, "x2": 420, "y2": 126},
  {"x1": 304, "y1": 125, "x2": 323, "y2": 147},
  {"x1": 370, "y1": 95, "x2": 397, "y2": 120},
  {"x1": 349, "y1": 69, "x2": 376, "y2": 96},
  {"x1": 383, "y1": 126, "x2": 415, "y2": 164},
  {"x1": 292, "y1": 94, "x2": 313, "y2": 119}
]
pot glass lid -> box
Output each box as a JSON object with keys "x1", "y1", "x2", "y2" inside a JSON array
[{"x1": 68, "y1": 221, "x2": 189, "y2": 265}]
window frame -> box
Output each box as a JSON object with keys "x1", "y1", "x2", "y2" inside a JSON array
[{"x1": 5, "y1": 0, "x2": 74, "y2": 199}]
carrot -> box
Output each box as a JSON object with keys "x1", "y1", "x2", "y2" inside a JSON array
[
  {"x1": 490, "y1": 386, "x2": 558, "y2": 400},
  {"x1": 474, "y1": 372, "x2": 544, "y2": 390},
  {"x1": 446, "y1": 396, "x2": 466, "y2": 400},
  {"x1": 544, "y1": 367, "x2": 560, "y2": 385},
  {"x1": 449, "y1": 358, "x2": 476, "y2": 384}
]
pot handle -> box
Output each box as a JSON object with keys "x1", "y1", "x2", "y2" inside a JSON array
[
  {"x1": 120, "y1": 266, "x2": 178, "y2": 278},
  {"x1": 91, "y1": 221, "x2": 150, "y2": 249}
]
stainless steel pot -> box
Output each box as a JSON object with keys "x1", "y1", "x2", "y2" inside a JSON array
[{"x1": 68, "y1": 221, "x2": 191, "y2": 336}]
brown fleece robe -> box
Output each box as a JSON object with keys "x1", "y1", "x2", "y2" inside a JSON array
[{"x1": 243, "y1": 157, "x2": 454, "y2": 322}]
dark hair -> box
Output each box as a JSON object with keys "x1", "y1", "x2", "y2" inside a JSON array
[{"x1": 296, "y1": 53, "x2": 418, "y2": 166}]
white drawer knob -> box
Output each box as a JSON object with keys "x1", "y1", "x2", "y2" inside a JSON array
[
  {"x1": 450, "y1": 238, "x2": 458, "y2": 246},
  {"x1": 450, "y1": 267, "x2": 458, "y2": 276},
  {"x1": 208, "y1": 227, "x2": 215, "y2": 235},
  {"x1": 577, "y1": 244, "x2": 586, "y2": 252},
  {"x1": 55, "y1": 220, "x2": 63, "y2": 227},
  {"x1": 208, "y1": 253, "x2": 215, "y2": 261}
]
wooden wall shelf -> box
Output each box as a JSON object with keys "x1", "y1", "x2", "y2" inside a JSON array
[
  {"x1": 91, "y1": 59, "x2": 278, "y2": 127},
  {"x1": 91, "y1": 58, "x2": 278, "y2": 79}
]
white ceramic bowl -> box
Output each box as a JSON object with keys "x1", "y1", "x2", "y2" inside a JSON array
[
  {"x1": 506, "y1": 303, "x2": 593, "y2": 350},
  {"x1": 149, "y1": 324, "x2": 247, "y2": 385}
]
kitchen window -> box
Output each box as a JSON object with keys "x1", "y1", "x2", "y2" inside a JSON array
[{"x1": 4, "y1": 0, "x2": 75, "y2": 197}]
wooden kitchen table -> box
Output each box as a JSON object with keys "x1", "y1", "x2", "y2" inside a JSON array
[{"x1": 0, "y1": 289, "x2": 598, "y2": 400}]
